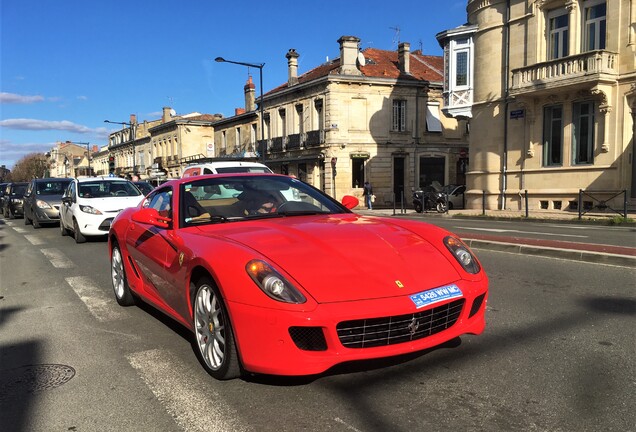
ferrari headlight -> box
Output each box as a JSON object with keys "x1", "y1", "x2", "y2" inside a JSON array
[
  {"x1": 246, "y1": 260, "x2": 306, "y2": 304},
  {"x1": 36, "y1": 199, "x2": 52, "y2": 209},
  {"x1": 79, "y1": 205, "x2": 103, "y2": 215},
  {"x1": 444, "y1": 236, "x2": 481, "y2": 274}
]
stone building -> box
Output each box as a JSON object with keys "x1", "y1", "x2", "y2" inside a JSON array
[
  {"x1": 451, "y1": 0, "x2": 635, "y2": 212},
  {"x1": 249, "y1": 36, "x2": 468, "y2": 205},
  {"x1": 105, "y1": 108, "x2": 221, "y2": 180}
]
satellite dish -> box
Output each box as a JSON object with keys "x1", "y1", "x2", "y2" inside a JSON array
[
  {"x1": 170, "y1": 109, "x2": 176, "y2": 117},
  {"x1": 357, "y1": 51, "x2": 366, "y2": 66}
]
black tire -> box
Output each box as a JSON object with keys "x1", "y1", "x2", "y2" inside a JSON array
[
  {"x1": 32, "y1": 216, "x2": 40, "y2": 229},
  {"x1": 414, "y1": 202, "x2": 423, "y2": 213},
  {"x1": 111, "y1": 244, "x2": 135, "y2": 306},
  {"x1": 436, "y1": 202, "x2": 447, "y2": 213},
  {"x1": 192, "y1": 277, "x2": 242, "y2": 380},
  {"x1": 73, "y1": 219, "x2": 86, "y2": 244}
]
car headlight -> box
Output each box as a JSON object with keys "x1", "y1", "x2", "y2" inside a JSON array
[
  {"x1": 79, "y1": 205, "x2": 103, "y2": 215},
  {"x1": 246, "y1": 260, "x2": 306, "y2": 304},
  {"x1": 36, "y1": 199, "x2": 53, "y2": 209},
  {"x1": 444, "y1": 236, "x2": 481, "y2": 274}
]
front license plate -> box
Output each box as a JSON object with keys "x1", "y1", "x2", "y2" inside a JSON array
[{"x1": 410, "y1": 284, "x2": 463, "y2": 309}]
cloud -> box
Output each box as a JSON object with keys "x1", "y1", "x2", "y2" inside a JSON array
[
  {"x1": 0, "y1": 118, "x2": 95, "y2": 134},
  {"x1": 0, "y1": 92, "x2": 45, "y2": 104},
  {"x1": 77, "y1": 95, "x2": 88, "y2": 101},
  {"x1": 0, "y1": 139, "x2": 55, "y2": 168}
]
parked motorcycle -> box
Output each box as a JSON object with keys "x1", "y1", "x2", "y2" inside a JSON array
[{"x1": 413, "y1": 186, "x2": 448, "y2": 213}]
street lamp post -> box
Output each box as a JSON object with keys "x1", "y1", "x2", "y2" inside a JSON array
[
  {"x1": 104, "y1": 119, "x2": 138, "y2": 178},
  {"x1": 215, "y1": 57, "x2": 266, "y2": 161}
]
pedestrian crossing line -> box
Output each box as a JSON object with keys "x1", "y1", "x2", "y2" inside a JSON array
[
  {"x1": 25, "y1": 235, "x2": 46, "y2": 245},
  {"x1": 66, "y1": 276, "x2": 125, "y2": 322},
  {"x1": 41, "y1": 248, "x2": 75, "y2": 268},
  {"x1": 127, "y1": 349, "x2": 249, "y2": 432},
  {"x1": 12, "y1": 226, "x2": 27, "y2": 234}
]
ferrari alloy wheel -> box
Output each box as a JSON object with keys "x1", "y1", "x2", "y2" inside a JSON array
[
  {"x1": 193, "y1": 278, "x2": 241, "y2": 380},
  {"x1": 73, "y1": 219, "x2": 86, "y2": 244},
  {"x1": 111, "y1": 245, "x2": 135, "y2": 306}
]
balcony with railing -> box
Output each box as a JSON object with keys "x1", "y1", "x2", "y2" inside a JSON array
[
  {"x1": 510, "y1": 50, "x2": 618, "y2": 95},
  {"x1": 305, "y1": 130, "x2": 325, "y2": 148}
]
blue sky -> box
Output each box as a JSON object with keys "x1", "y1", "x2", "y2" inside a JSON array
[{"x1": 0, "y1": 0, "x2": 468, "y2": 169}]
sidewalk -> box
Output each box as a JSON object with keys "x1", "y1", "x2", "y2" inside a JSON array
[{"x1": 356, "y1": 207, "x2": 636, "y2": 268}]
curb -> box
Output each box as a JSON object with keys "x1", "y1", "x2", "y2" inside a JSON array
[{"x1": 462, "y1": 238, "x2": 636, "y2": 268}]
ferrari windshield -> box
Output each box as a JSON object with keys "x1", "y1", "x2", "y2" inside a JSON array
[{"x1": 181, "y1": 175, "x2": 348, "y2": 226}]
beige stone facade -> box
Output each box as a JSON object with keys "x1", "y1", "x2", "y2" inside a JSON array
[
  {"x1": 466, "y1": 0, "x2": 635, "y2": 212},
  {"x1": 244, "y1": 36, "x2": 469, "y2": 205},
  {"x1": 105, "y1": 109, "x2": 221, "y2": 180}
]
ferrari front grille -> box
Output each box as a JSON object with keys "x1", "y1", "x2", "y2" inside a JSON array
[{"x1": 336, "y1": 299, "x2": 464, "y2": 349}]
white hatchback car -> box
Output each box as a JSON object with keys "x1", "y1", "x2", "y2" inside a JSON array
[
  {"x1": 60, "y1": 177, "x2": 144, "y2": 243},
  {"x1": 181, "y1": 161, "x2": 272, "y2": 178}
]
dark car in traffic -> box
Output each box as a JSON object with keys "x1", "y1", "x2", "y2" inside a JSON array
[
  {"x1": 133, "y1": 181, "x2": 154, "y2": 196},
  {"x1": 0, "y1": 182, "x2": 9, "y2": 214},
  {"x1": 24, "y1": 178, "x2": 73, "y2": 227},
  {"x1": 2, "y1": 182, "x2": 29, "y2": 219}
]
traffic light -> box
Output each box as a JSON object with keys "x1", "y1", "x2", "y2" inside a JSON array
[{"x1": 108, "y1": 155, "x2": 115, "y2": 173}]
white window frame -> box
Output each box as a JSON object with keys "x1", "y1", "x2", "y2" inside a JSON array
[
  {"x1": 548, "y1": 9, "x2": 569, "y2": 60},
  {"x1": 583, "y1": 0, "x2": 606, "y2": 51},
  {"x1": 425, "y1": 103, "x2": 443, "y2": 133},
  {"x1": 392, "y1": 100, "x2": 406, "y2": 132}
]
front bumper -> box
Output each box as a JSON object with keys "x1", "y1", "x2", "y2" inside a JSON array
[
  {"x1": 229, "y1": 278, "x2": 488, "y2": 376},
  {"x1": 75, "y1": 212, "x2": 118, "y2": 236},
  {"x1": 33, "y1": 206, "x2": 61, "y2": 223}
]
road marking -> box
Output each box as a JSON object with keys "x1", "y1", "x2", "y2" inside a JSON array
[
  {"x1": 66, "y1": 276, "x2": 124, "y2": 322},
  {"x1": 41, "y1": 248, "x2": 75, "y2": 268},
  {"x1": 25, "y1": 235, "x2": 46, "y2": 245},
  {"x1": 127, "y1": 349, "x2": 250, "y2": 432},
  {"x1": 12, "y1": 226, "x2": 27, "y2": 234},
  {"x1": 457, "y1": 227, "x2": 587, "y2": 238}
]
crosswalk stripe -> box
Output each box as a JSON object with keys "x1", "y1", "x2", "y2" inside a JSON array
[
  {"x1": 66, "y1": 276, "x2": 124, "y2": 322},
  {"x1": 25, "y1": 235, "x2": 46, "y2": 245},
  {"x1": 41, "y1": 248, "x2": 75, "y2": 268},
  {"x1": 12, "y1": 226, "x2": 27, "y2": 234},
  {"x1": 127, "y1": 349, "x2": 250, "y2": 432}
]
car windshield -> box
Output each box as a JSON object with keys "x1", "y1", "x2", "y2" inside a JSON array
[
  {"x1": 181, "y1": 175, "x2": 347, "y2": 226},
  {"x1": 215, "y1": 166, "x2": 271, "y2": 173},
  {"x1": 13, "y1": 184, "x2": 28, "y2": 195},
  {"x1": 36, "y1": 180, "x2": 71, "y2": 195},
  {"x1": 78, "y1": 181, "x2": 142, "y2": 198}
]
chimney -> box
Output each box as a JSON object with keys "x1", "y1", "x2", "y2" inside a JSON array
[
  {"x1": 162, "y1": 107, "x2": 172, "y2": 123},
  {"x1": 244, "y1": 76, "x2": 255, "y2": 111},
  {"x1": 286, "y1": 48, "x2": 299, "y2": 86},
  {"x1": 398, "y1": 42, "x2": 410, "y2": 75},
  {"x1": 235, "y1": 108, "x2": 246, "y2": 116},
  {"x1": 337, "y1": 36, "x2": 362, "y2": 76}
]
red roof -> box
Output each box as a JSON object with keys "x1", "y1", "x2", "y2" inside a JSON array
[{"x1": 265, "y1": 47, "x2": 443, "y2": 96}]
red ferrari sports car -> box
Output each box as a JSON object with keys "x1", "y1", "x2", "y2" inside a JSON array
[{"x1": 109, "y1": 174, "x2": 488, "y2": 380}]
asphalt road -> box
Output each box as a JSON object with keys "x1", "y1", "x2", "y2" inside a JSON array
[{"x1": 1, "y1": 217, "x2": 634, "y2": 432}]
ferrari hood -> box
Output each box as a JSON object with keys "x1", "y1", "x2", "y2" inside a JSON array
[{"x1": 197, "y1": 215, "x2": 461, "y2": 303}]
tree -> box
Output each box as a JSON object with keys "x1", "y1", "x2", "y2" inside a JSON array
[{"x1": 10, "y1": 153, "x2": 51, "y2": 181}]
